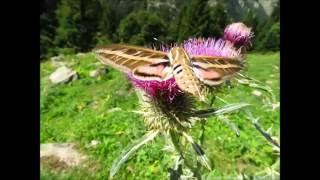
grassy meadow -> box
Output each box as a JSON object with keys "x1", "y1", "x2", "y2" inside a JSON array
[{"x1": 40, "y1": 52, "x2": 280, "y2": 179}]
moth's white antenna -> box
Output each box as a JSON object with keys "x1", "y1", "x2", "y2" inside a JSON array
[
  {"x1": 153, "y1": 37, "x2": 164, "y2": 44},
  {"x1": 152, "y1": 37, "x2": 167, "y2": 51}
]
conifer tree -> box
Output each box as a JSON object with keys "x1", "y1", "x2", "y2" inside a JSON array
[
  {"x1": 178, "y1": 0, "x2": 230, "y2": 42},
  {"x1": 255, "y1": 2, "x2": 280, "y2": 51},
  {"x1": 54, "y1": 0, "x2": 102, "y2": 53},
  {"x1": 40, "y1": 0, "x2": 59, "y2": 60},
  {"x1": 258, "y1": 22, "x2": 280, "y2": 51},
  {"x1": 117, "y1": 10, "x2": 166, "y2": 46}
]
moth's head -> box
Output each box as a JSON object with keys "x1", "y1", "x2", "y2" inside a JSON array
[{"x1": 168, "y1": 47, "x2": 190, "y2": 64}]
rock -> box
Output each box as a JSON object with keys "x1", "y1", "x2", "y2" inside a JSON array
[
  {"x1": 51, "y1": 55, "x2": 63, "y2": 62},
  {"x1": 89, "y1": 68, "x2": 106, "y2": 78},
  {"x1": 51, "y1": 61, "x2": 65, "y2": 68},
  {"x1": 49, "y1": 66, "x2": 78, "y2": 84},
  {"x1": 40, "y1": 143, "x2": 86, "y2": 167},
  {"x1": 252, "y1": 90, "x2": 262, "y2": 97},
  {"x1": 51, "y1": 56, "x2": 65, "y2": 67},
  {"x1": 89, "y1": 70, "x2": 100, "y2": 78}
]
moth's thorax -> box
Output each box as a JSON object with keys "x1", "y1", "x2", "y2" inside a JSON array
[
  {"x1": 167, "y1": 47, "x2": 206, "y2": 101},
  {"x1": 168, "y1": 47, "x2": 191, "y2": 65}
]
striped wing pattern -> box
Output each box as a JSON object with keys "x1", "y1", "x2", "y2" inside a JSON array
[
  {"x1": 192, "y1": 56, "x2": 244, "y2": 86},
  {"x1": 94, "y1": 44, "x2": 245, "y2": 91},
  {"x1": 94, "y1": 44, "x2": 171, "y2": 80}
]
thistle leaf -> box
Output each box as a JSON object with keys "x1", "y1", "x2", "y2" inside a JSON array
[
  {"x1": 244, "y1": 110, "x2": 280, "y2": 148},
  {"x1": 235, "y1": 77, "x2": 276, "y2": 102},
  {"x1": 193, "y1": 103, "x2": 251, "y2": 117},
  {"x1": 217, "y1": 115, "x2": 240, "y2": 137},
  {"x1": 214, "y1": 103, "x2": 251, "y2": 116},
  {"x1": 109, "y1": 130, "x2": 159, "y2": 178}
]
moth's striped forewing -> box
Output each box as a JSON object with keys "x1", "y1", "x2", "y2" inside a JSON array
[
  {"x1": 94, "y1": 44, "x2": 172, "y2": 81},
  {"x1": 191, "y1": 55, "x2": 244, "y2": 86}
]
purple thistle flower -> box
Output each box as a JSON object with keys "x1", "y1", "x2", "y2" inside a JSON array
[
  {"x1": 223, "y1": 22, "x2": 253, "y2": 48},
  {"x1": 133, "y1": 36, "x2": 243, "y2": 101},
  {"x1": 128, "y1": 74, "x2": 183, "y2": 103},
  {"x1": 131, "y1": 22, "x2": 253, "y2": 101},
  {"x1": 182, "y1": 38, "x2": 240, "y2": 58},
  {"x1": 160, "y1": 38, "x2": 240, "y2": 58}
]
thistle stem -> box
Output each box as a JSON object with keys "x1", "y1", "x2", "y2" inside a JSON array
[
  {"x1": 199, "y1": 121, "x2": 206, "y2": 146},
  {"x1": 169, "y1": 131, "x2": 202, "y2": 180},
  {"x1": 195, "y1": 120, "x2": 207, "y2": 175}
]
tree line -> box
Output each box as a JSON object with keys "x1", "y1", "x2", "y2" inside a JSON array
[{"x1": 40, "y1": 0, "x2": 280, "y2": 60}]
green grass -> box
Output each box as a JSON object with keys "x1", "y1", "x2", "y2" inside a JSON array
[{"x1": 40, "y1": 52, "x2": 280, "y2": 179}]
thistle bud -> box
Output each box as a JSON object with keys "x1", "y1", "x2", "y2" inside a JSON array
[{"x1": 223, "y1": 22, "x2": 253, "y2": 48}]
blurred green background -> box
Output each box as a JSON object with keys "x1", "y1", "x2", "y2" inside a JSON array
[
  {"x1": 40, "y1": 0, "x2": 279, "y2": 60},
  {"x1": 40, "y1": 0, "x2": 280, "y2": 179}
]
